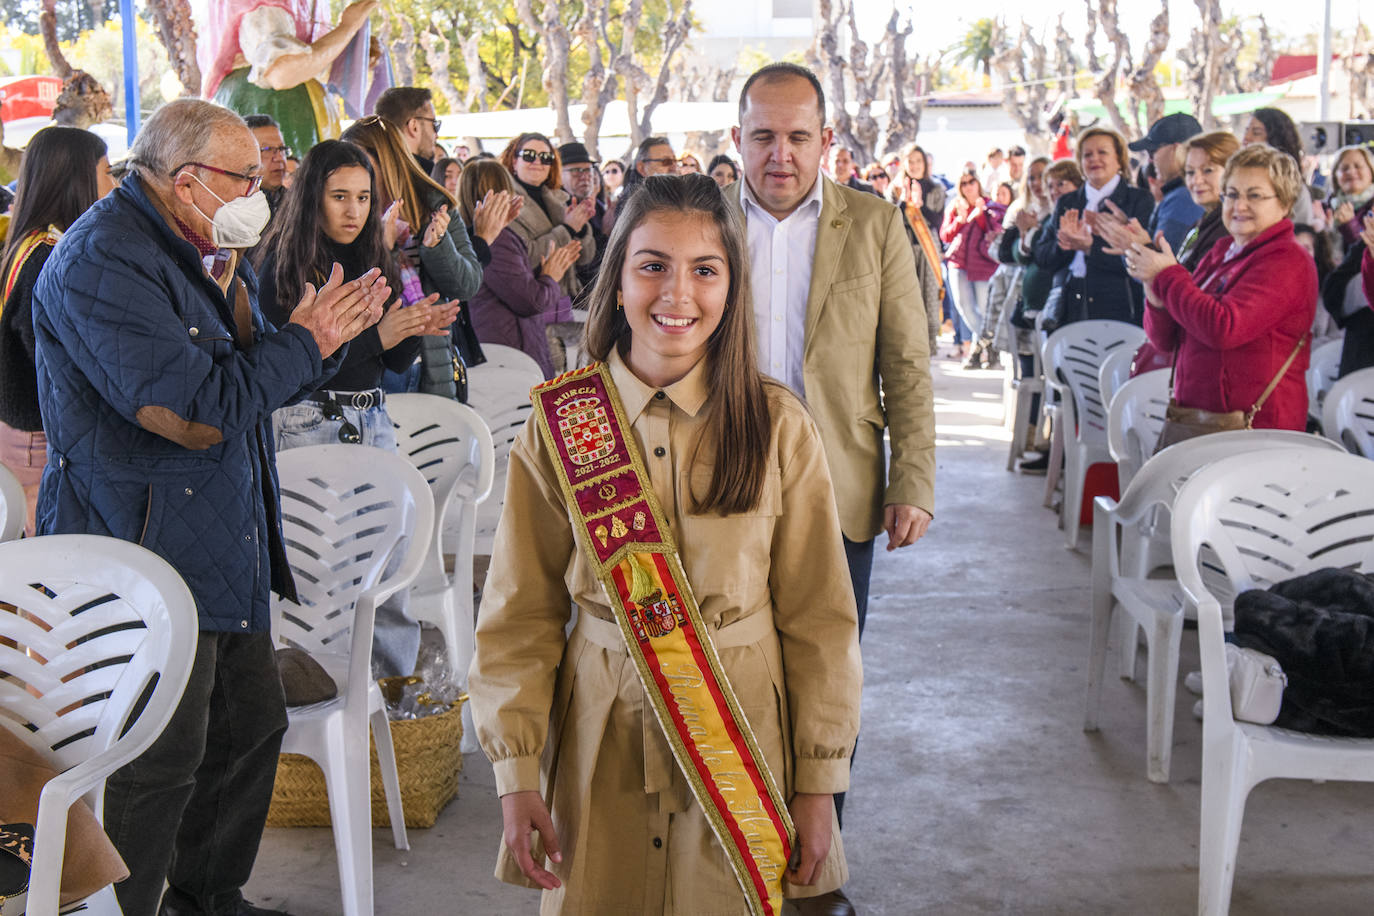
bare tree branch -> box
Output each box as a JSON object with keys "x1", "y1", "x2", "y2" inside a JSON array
[
  {"x1": 421, "y1": 29, "x2": 467, "y2": 114},
  {"x1": 1127, "y1": 0, "x2": 1170, "y2": 134}
]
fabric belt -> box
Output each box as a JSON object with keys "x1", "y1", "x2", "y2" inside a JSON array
[
  {"x1": 305, "y1": 388, "x2": 385, "y2": 410},
  {"x1": 574, "y1": 608, "x2": 775, "y2": 653}
]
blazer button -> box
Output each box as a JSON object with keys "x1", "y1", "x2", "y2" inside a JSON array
[{"x1": 653, "y1": 447, "x2": 666, "y2": 458}]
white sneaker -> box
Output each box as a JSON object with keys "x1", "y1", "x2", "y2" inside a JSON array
[{"x1": 1184, "y1": 670, "x2": 1204, "y2": 696}]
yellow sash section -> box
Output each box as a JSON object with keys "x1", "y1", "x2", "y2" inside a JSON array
[
  {"x1": 2, "y1": 227, "x2": 60, "y2": 316},
  {"x1": 531, "y1": 362, "x2": 795, "y2": 916}
]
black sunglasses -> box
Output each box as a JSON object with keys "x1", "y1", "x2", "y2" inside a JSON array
[
  {"x1": 321, "y1": 399, "x2": 361, "y2": 444},
  {"x1": 518, "y1": 149, "x2": 557, "y2": 165}
]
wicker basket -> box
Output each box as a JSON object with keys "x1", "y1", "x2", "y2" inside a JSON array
[{"x1": 266, "y1": 696, "x2": 465, "y2": 829}]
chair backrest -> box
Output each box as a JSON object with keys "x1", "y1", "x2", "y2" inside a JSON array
[
  {"x1": 388, "y1": 393, "x2": 495, "y2": 555},
  {"x1": 1044, "y1": 320, "x2": 1147, "y2": 446},
  {"x1": 272, "y1": 445, "x2": 434, "y2": 703},
  {"x1": 1106, "y1": 368, "x2": 1170, "y2": 492},
  {"x1": 1097, "y1": 346, "x2": 1135, "y2": 408},
  {"x1": 1321, "y1": 366, "x2": 1374, "y2": 458},
  {"x1": 479, "y1": 343, "x2": 545, "y2": 378},
  {"x1": 1172, "y1": 449, "x2": 1374, "y2": 601},
  {"x1": 1307, "y1": 338, "x2": 1344, "y2": 423},
  {"x1": 0, "y1": 462, "x2": 25, "y2": 542},
  {"x1": 0, "y1": 535, "x2": 197, "y2": 781},
  {"x1": 466, "y1": 364, "x2": 540, "y2": 552}
]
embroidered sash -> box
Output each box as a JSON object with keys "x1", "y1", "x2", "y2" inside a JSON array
[{"x1": 531, "y1": 362, "x2": 794, "y2": 916}]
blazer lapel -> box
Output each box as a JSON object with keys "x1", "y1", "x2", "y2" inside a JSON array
[{"x1": 804, "y1": 179, "x2": 851, "y2": 358}]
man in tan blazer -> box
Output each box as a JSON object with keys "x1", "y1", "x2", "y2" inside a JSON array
[{"x1": 726, "y1": 62, "x2": 936, "y2": 916}]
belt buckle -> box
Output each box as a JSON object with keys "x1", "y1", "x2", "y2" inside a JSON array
[{"x1": 349, "y1": 390, "x2": 376, "y2": 411}]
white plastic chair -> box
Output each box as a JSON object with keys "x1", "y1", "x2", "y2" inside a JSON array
[
  {"x1": 388, "y1": 394, "x2": 494, "y2": 754},
  {"x1": 1037, "y1": 309, "x2": 1065, "y2": 505},
  {"x1": 1171, "y1": 449, "x2": 1374, "y2": 915},
  {"x1": 272, "y1": 445, "x2": 435, "y2": 916},
  {"x1": 465, "y1": 363, "x2": 541, "y2": 555},
  {"x1": 1306, "y1": 337, "x2": 1343, "y2": 427},
  {"x1": 0, "y1": 535, "x2": 198, "y2": 916},
  {"x1": 1043, "y1": 320, "x2": 1147, "y2": 549},
  {"x1": 1321, "y1": 365, "x2": 1374, "y2": 458},
  {"x1": 1085, "y1": 429, "x2": 1343, "y2": 783},
  {"x1": 479, "y1": 343, "x2": 544, "y2": 378},
  {"x1": 1105, "y1": 368, "x2": 1170, "y2": 495},
  {"x1": 0, "y1": 463, "x2": 26, "y2": 542},
  {"x1": 1097, "y1": 345, "x2": 1135, "y2": 410}
]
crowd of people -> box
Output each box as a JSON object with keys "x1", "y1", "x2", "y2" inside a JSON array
[{"x1": 0, "y1": 55, "x2": 1370, "y2": 916}]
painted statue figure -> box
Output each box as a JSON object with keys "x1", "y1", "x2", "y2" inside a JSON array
[{"x1": 197, "y1": 0, "x2": 382, "y2": 157}]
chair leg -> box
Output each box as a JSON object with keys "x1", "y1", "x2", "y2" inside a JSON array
[
  {"x1": 1063, "y1": 447, "x2": 1084, "y2": 550},
  {"x1": 1007, "y1": 387, "x2": 1028, "y2": 471},
  {"x1": 1085, "y1": 508, "x2": 1114, "y2": 732},
  {"x1": 1118, "y1": 615, "x2": 1140, "y2": 683},
  {"x1": 1144, "y1": 611, "x2": 1184, "y2": 783},
  {"x1": 1043, "y1": 415, "x2": 1064, "y2": 509},
  {"x1": 319, "y1": 730, "x2": 375, "y2": 916},
  {"x1": 371, "y1": 707, "x2": 410, "y2": 851},
  {"x1": 1198, "y1": 732, "x2": 1253, "y2": 916}
]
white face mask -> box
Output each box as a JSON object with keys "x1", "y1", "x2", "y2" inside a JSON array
[{"x1": 184, "y1": 173, "x2": 271, "y2": 248}]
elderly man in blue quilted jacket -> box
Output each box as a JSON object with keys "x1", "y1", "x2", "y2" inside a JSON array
[{"x1": 32, "y1": 98, "x2": 388, "y2": 916}]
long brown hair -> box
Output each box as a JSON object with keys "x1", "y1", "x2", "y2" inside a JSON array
[
  {"x1": 584, "y1": 173, "x2": 773, "y2": 515},
  {"x1": 455, "y1": 159, "x2": 517, "y2": 226},
  {"x1": 2, "y1": 126, "x2": 106, "y2": 284},
  {"x1": 341, "y1": 115, "x2": 455, "y2": 232}
]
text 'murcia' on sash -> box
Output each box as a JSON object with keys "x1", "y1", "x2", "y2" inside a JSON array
[{"x1": 531, "y1": 362, "x2": 795, "y2": 916}]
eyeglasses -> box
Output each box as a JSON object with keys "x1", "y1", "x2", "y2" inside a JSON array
[
  {"x1": 320, "y1": 399, "x2": 362, "y2": 444},
  {"x1": 1221, "y1": 190, "x2": 1279, "y2": 205},
  {"x1": 640, "y1": 157, "x2": 677, "y2": 169},
  {"x1": 259, "y1": 145, "x2": 289, "y2": 157},
  {"x1": 412, "y1": 115, "x2": 442, "y2": 132},
  {"x1": 172, "y1": 161, "x2": 262, "y2": 195},
  {"x1": 517, "y1": 149, "x2": 557, "y2": 165}
]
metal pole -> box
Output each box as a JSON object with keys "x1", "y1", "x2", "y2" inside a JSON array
[
  {"x1": 1318, "y1": 0, "x2": 1332, "y2": 122},
  {"x1": 120, "y1": 0, "x2": 139, "y2": 146}
]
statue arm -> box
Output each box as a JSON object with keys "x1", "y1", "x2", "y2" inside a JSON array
[{"x1": 244, "y1": 0, "x2": 377, "y2": 92}]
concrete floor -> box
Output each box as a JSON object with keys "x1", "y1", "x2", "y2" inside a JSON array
[{"x1": 246, "y1": 351, "x2": 1374, "y2": 915}]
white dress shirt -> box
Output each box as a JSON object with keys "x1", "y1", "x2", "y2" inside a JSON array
[
  {"x1": 1071, "y1": 174, "x2": 1121, "y2": 278},
  {"x1": 741, "y1": 172, "x2": 826, "y2": 397}
]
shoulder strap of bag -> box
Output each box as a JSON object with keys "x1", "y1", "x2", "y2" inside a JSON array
[{"x1": 1245, "y1": 332, "x2": 1308, "y2": 426}]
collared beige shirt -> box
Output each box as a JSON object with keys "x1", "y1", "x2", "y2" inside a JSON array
[{"x1": 469, "y1": 349, "x2": 862, "y2": 910}]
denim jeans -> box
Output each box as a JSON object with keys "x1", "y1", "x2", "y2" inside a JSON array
[
  {"x1": 272, "y1": 398, "x2": 420, "y2": 677},
  {"x1": 104, "y1": 633, "x2": 287, "y2": 916},
  {"x1": 948, "y1": 265, "x2": 990, "y2": 344}
]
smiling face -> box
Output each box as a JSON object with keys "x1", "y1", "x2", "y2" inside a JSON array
[
  {"x1": 513, "y1": 138, "x2": 553, "y2": 186},
  {"x1": 1079, "y1": 134, "x2": 1120, "y2": 189},
  {"x1": 732, "y1": 74, "x2": 832, "y2": 221},
  {"x1": 1048, "y1": 173, "x2": 1081, "y2": 205},
  {"x1": 1026, "y1": 160, "x2": 1046, "y2": 202},
  {"x1": 1335, "y1": 150, "x2": 1373, "y2": 197},
  {"x1": 620, "y1": 211, "x2": 729, "y2": 388},
  {"x1": 906, "y1": 149, "x2": 927, "y2": 180},
  {"x1": 320, "y1": 165, "x2": 372, "y2": 245},
  {"x1": 1222, "y1": 165, "x2": 1286, "y2": 247},
  {"x1": 1184, "y1": 146, "x2": 1224, "y2": 208}
]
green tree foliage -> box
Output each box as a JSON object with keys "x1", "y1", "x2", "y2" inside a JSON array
[
  {"x1": 954, "y1": 17, "x2": 997, "y2": 81},
  {"x1": 0, "y1": 0, "x2": 115, "y2": 42}
]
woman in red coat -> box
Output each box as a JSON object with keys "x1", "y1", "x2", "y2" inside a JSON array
[
  {"x1": 941, "y1": 169, "x2": 1001, "y2": 368},
  {"x1": 1123, "y1": 144, "x2": 1316, "y2": 431}
]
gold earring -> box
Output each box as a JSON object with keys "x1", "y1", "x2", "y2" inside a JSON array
[{"x1": 616, "y1": 291, "x2": 623, "y2": 310}]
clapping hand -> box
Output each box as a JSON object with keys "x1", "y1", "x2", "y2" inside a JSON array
[
  {"x1": 1360, "y1": 212, "x2": 1374, "y2": 250},
  {"x1": 421, "y1": 205, "x2": 451, "y2": 248},
  {"x1": 381, "y1": 199, "x2": 406, "y2": 250},
  {"x1": 290, "y1": 264, "x2": 389, "y2": 358},
  {"x1": 1014, "y1": 208, "x2": 1038, "y2": 233},
  {"x1": 1335, "y1": 200, "x2": 1357, "y2": 227},
  {"x1": 473, "y1": 190, "x2": 520, "y2": 245},
  {"x1": 375, "y1": 293, "x2": 463, "y2": 349},
  {"x1": 1124, "y1": 231, "x2": 1178, "y2": 284},
  {"x1": 539, "y1": 239, "x2": 582, "y2": 283},
  {"x1": 1095, "y1": 199, "x2": 1152, "y2": 255},
  {"x1": 563, "y1": 195, "x2": 597, "y2": 233},
  {"x1": 1057, "y1": 208, "x2": 1094, "y2": 251}
]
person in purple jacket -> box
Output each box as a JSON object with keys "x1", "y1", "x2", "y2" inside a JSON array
[{"x1": 458, "y1": 159, "x2": 580, "y2": 378}]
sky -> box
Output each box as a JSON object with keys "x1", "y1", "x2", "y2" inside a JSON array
[{"x1": 853, "y1": 0, "x2": 1366, "y2": 59}]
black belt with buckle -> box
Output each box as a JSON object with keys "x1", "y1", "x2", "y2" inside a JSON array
[{"x1": 306, "y1": 388, "x2": 385, "y2": 411}]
